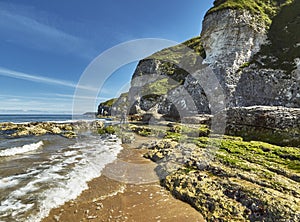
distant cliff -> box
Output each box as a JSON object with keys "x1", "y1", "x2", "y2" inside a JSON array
[{"x1": 99, "y1": 0, "x2": 299, "y2": 121}]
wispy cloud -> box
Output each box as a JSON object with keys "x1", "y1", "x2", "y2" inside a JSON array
[
  {"x1": 0, "y1": 95, "x2": 73, "y2": 113},
  {"x1": 49, "y1": 93, "x2": 109, "y2": 101},
  {"x1": 0, "y1": 3, "x2": 96, "y2": 59},
  {"x1": 0, "y1": 93, "x2": 104, "y2": 114},
  {"x1": 0, "y1": 67, "x2": 98, "y2": 91},
  {"x1": 0, "y1": 94, "x2": 71, "y2": 102}
]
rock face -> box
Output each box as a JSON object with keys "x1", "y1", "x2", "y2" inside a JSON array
[
  {"x1": 99, "y1": 0, "x2": 299, "y2": 145},
  {"x1": 235, "y1": 67, "x2": 300, "y2": 107},
  {"x1": 110, "y1": 0, "x2": 299, "y2": 120},
  {"x1": 201, "y1": 9, "x2": 267, "y2": 103},
  {"x1": 224, "y1": 106, "x2": 300, "y2": 147},
  {"x1": 125, "y1": 37, "x2": 207, "y2": 120},
  {"x1": 98, "y1": 98, "x2": 117, "y2": 116},
  {"x1": 234, "y1": 0, "x2": 300, "y2": 107},
  {"x1": 201, "y1": 9, "x2": 266, "y2": 71}
]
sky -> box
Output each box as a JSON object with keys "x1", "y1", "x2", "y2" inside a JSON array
[{"x1": 0, "y1": 0, "x2": 214, "y2": 114}]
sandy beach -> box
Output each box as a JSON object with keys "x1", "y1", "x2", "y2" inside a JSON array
[{"x1": 42, "y1": 135, "x2": 204, "y2": 222}]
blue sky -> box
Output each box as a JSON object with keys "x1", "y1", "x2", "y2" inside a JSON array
[{"x1": 0, "y1": 0, "x2": 214, "y2": 114}]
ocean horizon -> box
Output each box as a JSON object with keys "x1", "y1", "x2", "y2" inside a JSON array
[{"x1": 0, "y1": 114, "x2": 96, "y2": 123}]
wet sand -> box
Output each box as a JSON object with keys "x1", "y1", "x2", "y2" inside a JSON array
[{"x1": 43, "y1": 136, "x2": 204, "y2": 222}]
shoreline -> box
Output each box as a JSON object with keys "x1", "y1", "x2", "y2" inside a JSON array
[
  {"x1": 42, "y1": 135, "x2": 205, "y2": 222},
  {"x1": 3, "y1": 119, "x2": 297, "y2": 221}
]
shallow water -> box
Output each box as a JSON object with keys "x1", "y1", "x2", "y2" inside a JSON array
[
  {"x1": 0, "y1": 114, "x2": 95, "y2": 123},
  {"x1": 0, "y1": 117, "x2": 122, "y2": 222}
]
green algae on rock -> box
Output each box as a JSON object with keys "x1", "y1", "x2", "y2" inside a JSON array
[
  {"x1": 0, "y1": 120, "x2": 105, "y2": 139},
  {"x1": 135, "y1": 122, "x2": 300, "y2": 221},
  {"x1": 67, "y1": 118, "x2": 299, "y2": 221}
]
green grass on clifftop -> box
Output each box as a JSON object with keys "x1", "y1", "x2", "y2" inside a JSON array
[
  {"x1": 100, "y1": 98, "x2": 117, "y2": 107},
  {"x1": 148, "y1": 36, "x2": 206, "y2": 65},
  {"x1": 207, "y1": 0, "x2": 294, "y2": 25},
  {"x1": 148, "y1": 36, "x2": 205, "y2": 82}
]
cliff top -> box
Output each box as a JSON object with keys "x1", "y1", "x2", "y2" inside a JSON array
[{"x1": 207, "y1": 0, "x2": 294, "y2": 25}]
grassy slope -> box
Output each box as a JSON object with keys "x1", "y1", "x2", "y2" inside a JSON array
[
  {"x1": 99, "y1": 98, "x2": 117, "y2": 107},
  {"x1": 137, "y1": 36, "x2": 206, "y2": 99}
]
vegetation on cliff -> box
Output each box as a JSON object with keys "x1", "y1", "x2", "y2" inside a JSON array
[
  {"x1": 147, "y1": 36, "x2": 206, "y2": 63},
  {"x1": 207, "y1": 0, "x2": 299, "y2": 72},
  {"x1": 136, "y1": 36, "x2": 206, "y2": 84},
  {"x1": 141, "y1": 78, "x2": 179, "y2": 97},
  {"x1": 254, "y1": 0, "x2": 300, "y2": 72},
  {"x1": 100, "y1": 98, "x2": 117, "y2": 107},
  {"x1": 98, "y1": 92, "x2": 129, "y2": 116},
  {"x1": 207, "y1": 0, "x2": 294, "y2": 25},
  {"x1": 128, "y1": 36, "x2": 206, "y2": 108},
  {"x1": 151, "y1": 36, "x2": 205, "y2": 75}
]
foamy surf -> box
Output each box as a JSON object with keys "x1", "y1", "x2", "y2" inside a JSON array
[
  {"x1": 0, "y1": 135, "x2": 123, "y2": 222},
  {"x1": 0, "y1": 141, "x2": 44, "y2": 157}
]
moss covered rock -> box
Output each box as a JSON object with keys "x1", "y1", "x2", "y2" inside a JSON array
[{"x1": 140, "y1": 123, "x2": 300, "y2": 221}]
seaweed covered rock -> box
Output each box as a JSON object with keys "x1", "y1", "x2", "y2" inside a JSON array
[
  {"x1": 143, "y1": 132, "x2": 300, "y2": 221},
  {"x1": 0, "y1": 120, "x2": 105, "y2": 138}
]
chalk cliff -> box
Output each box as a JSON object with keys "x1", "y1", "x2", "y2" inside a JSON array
[
  {"x1": 114, "y1": 0, "x2": 299, "y2": 118},
  {"x1": 99, "y1": 0, "x2": 300, "y2": 144}
]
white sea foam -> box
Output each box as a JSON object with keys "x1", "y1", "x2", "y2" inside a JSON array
[
  {"x1": 25, "y1": 137, "x2": 123, "y2": 222},
  {"x1": 92, "y1": 185, "x2": 126, "y2": 202},
  {"x1": 0, "y1": 169, "x2": 41, "y2": 190},
  {"x1": 0, "y1": 177, "x2": 20, "y2": 189},
  {"x1": 0, "y1": 141, "x2": 44, "y2": 157},
  {"x1": 0, "y1": 136, "x2": 123, "y2": 222},
  {"x1": 63, "y1": 150, "x2": 78, "y2": 157}
]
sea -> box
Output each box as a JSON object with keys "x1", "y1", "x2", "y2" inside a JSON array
[{"x1": 0, "y1": 115, "x2": 123, "y2": 222}]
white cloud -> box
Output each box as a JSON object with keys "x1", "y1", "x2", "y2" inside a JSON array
[
  {"x1": 49, "y1": 93, "x2": 109, "y2": 101},
  {"x1": 0, "y1": 93, "x2": 105, "y2": 114},
  {"x1": 0, "y1": 67, "x2": 98, "y2": 91},
  {"x1": 0, "y1": 92, "x2": 78, "y2": 113},
  {"x1": 0, "y1": 99, "x2": 72, "y2": 114},
  {"x1": 0, "y1": 94, "x2": 70, "y2": 102}
]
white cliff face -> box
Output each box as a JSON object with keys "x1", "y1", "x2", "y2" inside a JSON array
[
  {"x1": 126, "y1": 9, "x2": 270, "y2": 116},
  {"x1": 201, "y1": 9, "x2": 267, "y2": 85},
  {"x1": 119, "y1": 5, "x2": 300, "y2": 119}
]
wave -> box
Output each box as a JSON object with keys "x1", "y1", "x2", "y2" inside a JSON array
[
  {"x1": 25, "y1": 137, "x2": 123, "y2": 222},
  {"x1": 0, "y1": 141, "x2": 44, "y2": 157},
  {"x1": 0, "y1": 136, "x2": 123, "y2": 222}
]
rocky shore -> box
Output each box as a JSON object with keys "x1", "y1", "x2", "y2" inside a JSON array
[
  {"x1": 91, "y1": 2, "x2": 300, "y2": 219},
  {"x1": 42, "y1": 134, "x2": 205, "y2": 222},
  {"x1": 0, "y1": 120, "x2": 104, "y2": 138},
  {"x1": 114, "y1": 121, "x2": 300, "y2": 221},
  {"x1": 3, "y1": 118, "x2": 298, "y2": 221}
]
